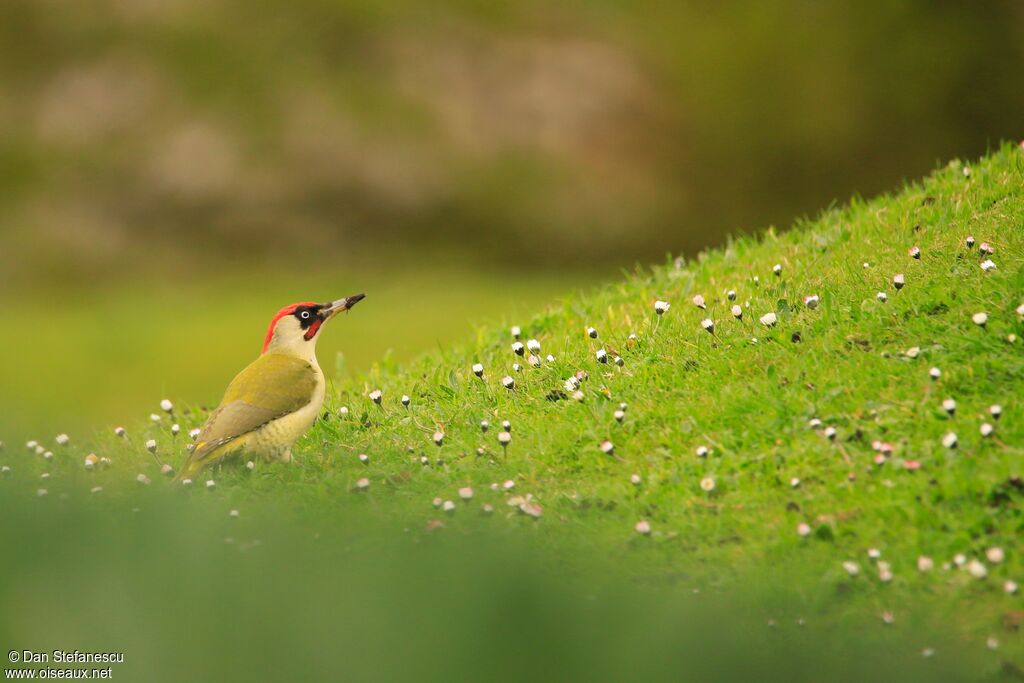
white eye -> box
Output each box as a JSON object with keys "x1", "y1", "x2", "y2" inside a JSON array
[{"x1": 300, "y1": 311, "x2": 311, "y2": 319}]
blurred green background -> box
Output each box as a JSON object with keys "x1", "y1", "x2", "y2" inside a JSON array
[{"x1": 1, "y1": 0, "x2": 1023, "y2": 437}]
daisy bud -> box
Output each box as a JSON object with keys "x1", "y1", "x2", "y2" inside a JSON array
[
  {"x1": 527, "y1": 339, "x2": 541, "y2": 354},
  {"x1": 528, "y1": 354, "x2": 541, "y2": 367},
  {"x1": 55, "y1": 433, "x2": 70, "y2": 446},
  {"x1": 941, "y1": 398, "x2": 956, "y2": 415},
  {"x1": 35, "y1": 445, "x2": 45, "y2": 456},
  {"x1": 369, "y1": 389, "x2": 385, "y2": 404},
  {"x1": 503, "y1": 479, "x2": 516, "y2": 490},
  {"x1": 700, "y1": 476, "x2": 716, "y2": 492},
  {"x1": 180, "y1": 479, "x2": 192, "y2": 487},
  {"x1": 893, "y1": 273, "x2": 905, "y2": 290},
  {"x1": 564, "y1": 377, "x2": 580, "y2": 392},
  {"x1": 731, "y1": 304, "x2": 743, "y2": 319},
  {"x1": 773, "y1": 264, "x2": 782, "y2": 276},
  {"x1": 358, "y1": 453, "x2": 369, "y2": 464},
  {"x1": 511, "y1": 342, "x2": 525, "y2": 357},
  {"x1": 692, "y1": 294, "x2": 706, "y2": 309},
  {"x1": 842, "y1": 561, "x2": 861, "y2": 576},
  {"x1": 136, "y1": 473, "x2": 151, "y2": 485},
  {"x1": 614, "y1": 356, "x2": 623, "y2": 366},
  {"x1": 420, "y1": 456, "x2": 429, "y2": 466},
  {"x1": 512, "y1": 363, "x2": 522, "y2": 372},
  {"x1": 1005, "y1": 580, "x2": 1019, "y2": 594},
  {"x1": 929, "y1": 367, "x2": 941, "y2": 379},
  {"x1": 229, "y1": 509, "x2": 239, "y2": 518},
  {"x1": 501, "y1": 420, "x2": 512, "y2": 431},
  {"x1": 905, "y1": 347, "x2": 920, "y2": 358},
  {"x1": 189, "y1": 428, "x2": 201, "y2": 440},
  {"x1": 442, "y1": 500, "x2": 455, "y2": 513},
  {"x1": 878, "y1": 562, "x2": 893, "y2": 582},
  {"x1": 246, "y1": 460, "x2": 255, "y2": 470},
  {"x1": 980, "y1": 423, "x2": 994, "y2": 437},
  {"x1": 433, "y1": 431, "x2": 444, "y2": 446},
  {"x1": 863, "y1": 262, "x2": 870, "y2": 269},
  {"x1": 823, "y1": 426, "x2": 837, "y2": 441},
  {"x1": 458, "y1": 487, "x2": 474, "y2": 500},
  {"x1": 1017, "y1": 304, "x2": 1024, "y2": 317},
  {"x1": 355, "y1": 477, "x2": 370, "y2": 491},
  {"x1": 614, "y1": 410, "x2": 625, "y2": 422},
  {"x1": 480, "y1": 420, "x2": 489, "y2": 432},
  {"x1": 26, "y1": 440, "x2": 38, "y2": 450},
  {"x1": 965, "y1": 236, "x2": 975, "y2": 248},
  {"x1": 0, "y1": 465, "x2": 9, "y2": 476},
  {"x1": 84, "y1": 454, "x2": 98, "y2": 469},
  {"x1": 401, "y1": 395, "x2": 411, "y2": 407},
  {"x1": 917, "y1": 556, "x2": 934, "y2": 572},
  {"x1": 808, "y1": 418, "x2": 822, "y2": 429},
  {"x1": 498, "y1": 431, "x2": 512, "y2": 446},
  {"x1": 868, "y1": 548, "x2": 881, "y2": 560},
  {"x1": 482, "y1": 503, "x2": 494, "y2": 515},
  {"x1": 586, "y1": 326, "x2": 598, "y2": 338},
  {"x1": 967, "y1": 559, "x2": 987, "y2": 579},
  {"x1": 977, "y1": 258, "x2": 997, "y2": 272},
  {"x1": 971, "y1": 312, "x2": 988, "y2": 327},
  {"x1": 596, "y1": 349, "x2": 608, "y2": 363},
  {"x1": 727, "y1": 290, "x2": 737, "y2": 301},
  {"x1": 145, "y1": 439, "x2": 157, "y2": 453},
  {"x1": 630, "y1": 474, "x2": 641, "y2": 485},
  {"x1": 908, "y1": 246, "x2": 920, "y2": 259},
  {"x1": 572, "y1": 390, "x2": 585, "y2": 401},
  {"x1": 546, "y1": 354, "x2": 556, "y2": 363},
  {"x1": 759, "y1": 312, "x2": 777, "y2": 327},
  {"x1": 701, "y1": 318, "x2": 715, "y2": 333},
  {"x1": 989, "y1": 404, "x2": 1002, "y2": 419},
  {"x1": 114, "y1": 427, "x2": 126, "y2": 438},
  {"x1": 985, "y1": 547, "x2": 1005, "y2": 564},
  {"x1": 654, "y1": 300, "x2": 670, "y2": 315},
  {"x1": 42, "y1": 451, "x2": 53, "y2": 461},
  {"x1": 472, "y1": 363, "x2": 484, "y2": 377},
  {"x1": 511, "y1": 326, "x2": 521, "y2": 339},
  {"x1": 797, "y1": 522, "x2": 811, "y2": 537},
  {"x1": 635, "y1": 520, "x2": 652, "y2": 535},
  {"x1": 987, "y1": 637, "x2": 1000, "y2": 651},
  {"x1": 501, "y1": 376, "x2": 515, "y2": 390},
  {"x1": 803, "y1": 294, "x2": 819, "y2": 309},
  {"x1": 979, "y1": 242, "x2": 993, "y2": 255},
  {"x1": 695, "y1": 445, "x2": 710, "y2": 458},
  {"x1": 171, "y1": 423, "x2": 180, "y2": 435},
  {"x1": 37, "y1": 488, "x2": 48, "y2": 497},
  {"x1": 942, "y1": 432, "x2": 958, "y2": 449},
  {"x1": 600, "y1": 440, "x2": 615, "y2": 455},
  {"x1": 876, "y1": 292, "x2": 888, "y2": 303},
  {"x1": 205, "y1": 479, "x2": 216, "y2": 490},
  {"x1": 338, "y1": 406, "x2": 349, "y2": 416},
  {"x1": 790, "y1": 477, "x2": 801, "y2": 488},
  {"x1": 161, "y1": 463, "x2": 174, "y2": 476}
]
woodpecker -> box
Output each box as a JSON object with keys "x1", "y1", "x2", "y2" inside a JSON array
[{"x1": 173, "y1": 294, "x2": 365, "y2": 482}]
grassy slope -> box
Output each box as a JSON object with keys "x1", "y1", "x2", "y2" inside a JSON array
[{"x1": 2, "y1": 146, "x2": 1023, "y2": 681}]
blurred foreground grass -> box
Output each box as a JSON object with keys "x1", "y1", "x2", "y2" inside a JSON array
[{"x1": 0, "y1": 258, "x2": 599, "y2": 439}]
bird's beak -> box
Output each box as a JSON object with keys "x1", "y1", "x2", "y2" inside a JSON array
[{"x1": 320, "y1": 293, "x2": 366, "y2": 320}]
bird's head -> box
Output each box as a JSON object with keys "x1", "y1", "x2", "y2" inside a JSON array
[{"x1": 262, "y1": 294, "x2": 365, "y2": 355}]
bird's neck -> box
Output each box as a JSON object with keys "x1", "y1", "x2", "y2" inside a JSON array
[{"x1": 264, "y1": 337, "x2": 321, "y2": 368}]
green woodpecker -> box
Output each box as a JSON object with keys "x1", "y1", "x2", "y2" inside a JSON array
[{"x1": 173, "y1": 294, "x2": 365, "y2": 482}]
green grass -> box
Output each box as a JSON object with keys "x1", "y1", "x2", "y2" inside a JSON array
[{"x1": 2, "y1": 146, "x2": 1023, "y2": 681}]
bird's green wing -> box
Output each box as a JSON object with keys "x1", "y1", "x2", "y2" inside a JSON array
[{"x1": 188, "y1": 353, "x2": 318, "y2": 463}]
